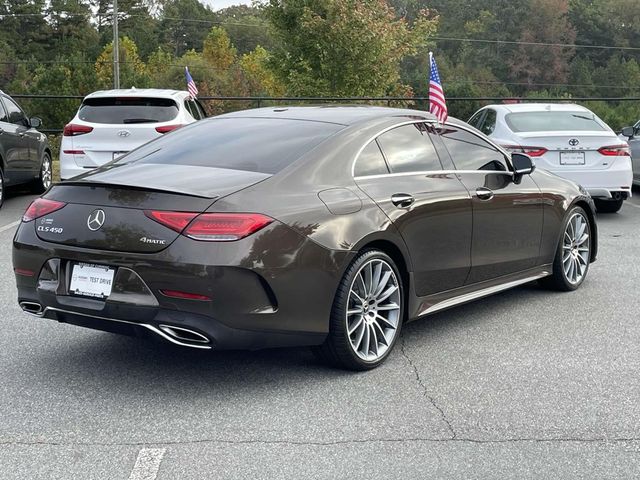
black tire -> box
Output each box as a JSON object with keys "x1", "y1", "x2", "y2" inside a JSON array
[
  {"x1": 0, "y1": 168, "x2": 4, "y2": 209},
  {"x1": 313, "y1": 249, "x2": 405, "y2": 370},
  {"x1": 31, "y1": 152, "x2": 52, "y2": 194},
  {"x1": 539, "y1": 205, "x2": 592, "y2": 291},
  {"x1": 594, "y1": 198, "x2": 623, "y2": 214}
]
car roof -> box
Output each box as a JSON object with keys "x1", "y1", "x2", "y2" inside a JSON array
[
  {"x1": 484, "y1": 103, "x2": 592, "y2": 114},
  {"x1": 216, "y1": 105, "x2": 438, "y2": 126},
  {"x1": 84, "y1": 88, "x2": 188, "y2": 99}
]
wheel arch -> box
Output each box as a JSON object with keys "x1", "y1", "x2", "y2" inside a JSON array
[{"x1": 572, "y1": 199, "x2": 598, "y2": 262}]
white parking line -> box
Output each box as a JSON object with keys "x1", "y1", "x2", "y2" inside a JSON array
[
  {"x1": 128, "y1": 448, "x2": 166, "y2": 480},
  {"x1": 0, "y1": 220, "x2": 20, "y2": 233},
  {"x1": 626, "y1": 201, "x2": 640, "y2": 209}
]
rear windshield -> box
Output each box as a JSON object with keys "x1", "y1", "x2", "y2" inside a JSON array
[
  {"x1": 112, "y1": 117, "x2": 344, "y2": 174},
  {"x1": 505, "y1": 111, "x2": 606, "y2": 132},
  {"x1": 78, "y1": 97, "x2": 179, "y2": 124}
]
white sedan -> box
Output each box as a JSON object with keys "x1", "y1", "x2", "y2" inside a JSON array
[
  {"x1": 60, "y1": 88, "x2": 206, "y2": 180},
  {"x1": 469, "y1": 103, "x2": 633, "y2": 213}
]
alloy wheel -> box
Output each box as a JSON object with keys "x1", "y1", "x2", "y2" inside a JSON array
[
  {"x1": 562, "y1": 212, "x2": 590, "y2": 285},
  {"x1": 346, "y1": 258, "x2": 401, "y2": 362},
  {"x1": 41, "y1": 156, "x2": 52, "y2": 189}
]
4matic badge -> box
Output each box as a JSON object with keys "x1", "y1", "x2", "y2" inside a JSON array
[{"x1": 140, "y1": 236, "x2": 166, "y2": 245}]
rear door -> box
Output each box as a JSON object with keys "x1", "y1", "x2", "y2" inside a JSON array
[
  {"x1": 0, "y1": 95, "x2": 31, "y2": 183},
  {"x1": 437, "y1": 124, "x2": 543, "y2": 284},
  {"x1": 354, "y1": 122, "x2": 472, "y2": 296},
  {"x1": 629, "y1": 121, "x2": 640, "y2": 184}
]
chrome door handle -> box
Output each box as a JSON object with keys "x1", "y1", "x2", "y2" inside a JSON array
[
  {"x1": 391, "y1": 193, "x2": 415, "y2": 208},
  {"x1": 476, "y1": 187, "x2": 494, "y2": 200}
]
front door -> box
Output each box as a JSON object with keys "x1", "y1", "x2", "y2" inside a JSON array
[
  {"x1": 0, "y1": 95, "x2": 32, "y2": 184},
  {"x1": 436, "y1": 124, "x2": 544, "y2": 284},
  {"x1": 354, "y1": 122, "x2": 473, "y2": 296}
]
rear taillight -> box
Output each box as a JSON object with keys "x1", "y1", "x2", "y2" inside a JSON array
[
  {"x1": 63, "y1": 124, "x2": 93, "y2": 136},
  {"x1": 145, "y1": 211, "x2": 273, "y2": 241},
  {"x1": 184, "y1": 213, "x2": 273, "y2": 241},
  {"x1": 144, "y1": 211, "x2": 198, "y2": 233},
  {"x1": 501, "y1": 145, "x2": 548, "y2": 157},
  {"x1": 155, "y1": 124, "x2": 183, "y2": 134},
  {"x1": 63, "y1": 150, "x2": 85, "y2": 155},
  {"x1": 23, "y1": 198, "x2": 67, "y2": 222},
  {"x1": 160, "y1": 289, "x2": 211, "y2": 301},
  {"x1": 598, "y1": 145, "x2": 630, "y2": 156}
]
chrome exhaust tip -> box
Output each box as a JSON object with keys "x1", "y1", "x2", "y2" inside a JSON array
[
  {"x1": 20, "y1": 301, "x2": 44, "y2": 316},
  {"x1": 158, "y1": 325, "x2": 210, "y2": 345}
]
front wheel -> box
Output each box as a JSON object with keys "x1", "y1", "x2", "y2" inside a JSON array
[
  {"x1": 594, "y1": 198, "x2": 623, "y2": 214},
  {"x1": 539, "y1": 206, "x2": 592, "y2": 291},
  {"x1": 32, "y1": 152, "x2": 52, "y2": 193},
  {"x1": 314, "y1": 249, "x2": 404, "y2": 370}
]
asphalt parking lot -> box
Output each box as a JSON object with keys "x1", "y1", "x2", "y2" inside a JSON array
[{"x1": 1, "y1": 187, "x2": 639, "y2": 479}]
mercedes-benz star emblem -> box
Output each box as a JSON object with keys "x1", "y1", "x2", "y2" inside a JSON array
[
  {"x1": 117, "y1": 130, "x2": 131, "y2": 138},
  {"x1": 569, "y1": 138, "x2": 579, "y2": 146},
  {"x1": 87, "y1": 209, "x2": 106, "y2": 231}
]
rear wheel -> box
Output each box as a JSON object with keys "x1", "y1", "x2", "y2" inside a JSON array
[
  {"x1": 314, "y1": 249, "x2": 404, "y2": 370},
  {"x1": 594, "y1": 198, "x2": 623, "y2": 214},
  {"x1": 540, "y1": 206, "x2": 591, "y2": 291},
  {"x1": 32, "y1": 152, "x2": 52, "y2": 193}
]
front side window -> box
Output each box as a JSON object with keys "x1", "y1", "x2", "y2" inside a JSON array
[
  {"x1": 354, "y1": 140, "x2": 389, "y2": 177},
  {"x1": 376, "y1": 123, "x2": 442, "y2": 174},
  {"x1": 439, "y1": 126, "x2": 508, "y2": 172},
  {"x1": 2, "y1": 96, "x2": 28, "y2": 126},
  {"x1": 78, "y1": 97, "x2": 179, "y2": 124}
]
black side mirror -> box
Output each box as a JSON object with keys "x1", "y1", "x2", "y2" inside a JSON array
[
  {"x1": 511, "y1": 153, "x2": 535, "y2": 183},
  {"x1": 29, "y1": 117, "x2": 42, "y2": 129},
  {"x1": 621, "y1": 126, "x2": 635, "y2": 138}
]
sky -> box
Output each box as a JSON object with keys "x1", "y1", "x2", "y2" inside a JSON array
[{"x1": 202, "y1": 0, "x2": 252, "y2": 10}]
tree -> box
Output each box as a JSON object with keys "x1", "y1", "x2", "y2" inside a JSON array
[
  {"x1": 95, "y1": 36, "x2": 151, "y2": 88},
  {"x1": 203, "y1": 27, "x2": 237, "y2": 70},
  {"x1": 240, "y1": 45, "x2": 285, "y2": 96},
  {"x1": 265, "y1": 0, "x2": 438, "y2": 96},
  {"x1": 159, "y1": 0, "x2": 216, "y2": 57},
  {"x1": 213, "y1": 5, "x2": 275, "y2": 54}
]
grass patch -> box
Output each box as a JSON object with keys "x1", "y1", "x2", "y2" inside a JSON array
[{"x1": 53, "y1": 159, "x2": 60, "y2": 183}]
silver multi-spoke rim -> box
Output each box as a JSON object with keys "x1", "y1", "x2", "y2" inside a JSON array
[
  {"x1": 41, "y1": 157, "x2": 52, "y2": 189},
  {"x1": 562, "y1": 212, "x2": 590, "y2": 285},
  {"x1": 346, "y1": 258, "x2": 401, "y2": 362}
]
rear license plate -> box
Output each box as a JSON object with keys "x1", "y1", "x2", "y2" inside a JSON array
[
  {"x1": 69, "y1": 263, "x2": 116, "y2": 299},
  {"x1": 112, "y1": 151, "x2": 128, "y2": 160},
  {"x1": 560, "y1": 151, "x2": 585, "y2": 165}
]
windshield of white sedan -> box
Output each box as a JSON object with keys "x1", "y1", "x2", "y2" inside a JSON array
[
  {"x1": 78, "y1": 97, "x2": 179, "y2": 124},
  {"x1": 113, "y1": 117, "x2": 344, "y2": 174},
  {"x1": 505, "y1": 111, "x2": 606, "y2": 132}
]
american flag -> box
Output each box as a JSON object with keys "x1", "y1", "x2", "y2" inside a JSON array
[
  {"x1": 185, "y1": 66, "x2": 198, "y2": 99},
  {"x1": 429, "y1": 53, "x2": 448, "y2": 123}
]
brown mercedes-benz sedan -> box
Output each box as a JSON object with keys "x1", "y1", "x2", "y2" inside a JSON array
[{"x1": 13, "y1": 106, "x2": 597, "y2": 370}]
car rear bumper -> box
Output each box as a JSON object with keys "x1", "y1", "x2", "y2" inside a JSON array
[
  {"x1": 13, "y1": 220, "x2": 350, "y2": 350},
  {"x1": 59, "y1": 151, "x2": 97, "y2": 181},
  {"x1": 546, "y1": 159, "x2": 633, "y2": 199}
]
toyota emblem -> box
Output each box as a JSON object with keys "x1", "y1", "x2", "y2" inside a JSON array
[
  {"x1": 117, "y1": 130, "x2": 131, "y2": 138},
  {"x1": 87, "y1": 209, "x2": 106, "y2": 231},
  {"x1": 568, "y1": 138, "x2": 579, "y2": 146}
]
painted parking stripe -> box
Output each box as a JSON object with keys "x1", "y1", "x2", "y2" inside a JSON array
[
  {"x1": 0, "y1": 220, "x2": 20, "y2": 233},
  {"x1": 128, "y1": 448, "x2": 166, "y2": 480},
  {"x1": 627, "y1": 201, "x2": 640, "y2": 209}
]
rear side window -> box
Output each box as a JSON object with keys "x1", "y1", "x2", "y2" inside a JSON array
[
  {"x1": 0, "y1": 98, "x2": 8, "y2": 123},
  {"x1": 377, "y1": 123, "x2": 442, "y2": 173},
  {"x1": 439, "y1": 127, "x2": 508, "y2": 171},
  {"x1": 355, "y1": 140, "x2": 389, "y2": 177},
  {"x1": 480, "y1": 109, "x2": 496, "y2": 135},
  {"x1": 505, "y1": 111, "x2": 606, "y2": 132},
  {"x1": 114, "y1": 118, "x2": 344, "y2": 174},
  {"x1": 78, "y1": 97, "x2": 179, "y2": 124},
  {"x1": 468, "y1": 111, "x2": 484, "y2": 129}
]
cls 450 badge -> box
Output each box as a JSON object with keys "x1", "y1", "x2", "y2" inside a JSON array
[{"x1": 37, "y1": 218, "x2": 63, "y2": 234}]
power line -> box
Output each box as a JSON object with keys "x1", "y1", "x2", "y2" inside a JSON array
[{"x1": 428, "y1": 36, "x2": 640, "y2": 52}]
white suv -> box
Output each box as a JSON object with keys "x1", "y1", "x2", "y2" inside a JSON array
[
  {"x1": 469, "y1": 103, "x2": 633, "y2": 213},
  {"x1": 60, "y1": 89, "x2": 206, "y2": 180}
]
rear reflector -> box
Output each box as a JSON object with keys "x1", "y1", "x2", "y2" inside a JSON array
[
  {"x1": 184, "y1": 213, "x2": 273, "y2": 241},
  {"x1": 14, "y1": 268, "x2": 35, "y2": 277},
  {"x1": 501, "y1": 145, "x2": 548, "y2": 157},
  {"x1": 144, "y1": 210, "x2": 198, "y2": 232},
  {"x1": 63, "y1": 150, "x2": 85, "y2": 155},
  {"x1": 155, "y1": 124, "x2": 183, "y2": 134},
  {"x1": 23, "y1": 198, "x2": 67, "y2": 222},
  {"x1": 160, "y1": 289, "x2": 211, "y2": 301},
  {"x1": 145, "y1": 211, "x2": 273, "y2": 241},
  {"x1": 63, "y1": 124, "x2": 93, "y2": 136},
  {"x1": 598, "y1": 145, "x2": 631, "y2": 156}
]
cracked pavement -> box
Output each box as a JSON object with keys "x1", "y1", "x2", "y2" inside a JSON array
[{"x1": 1, "y1": 189, "x2": 640, "y2": 479}]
